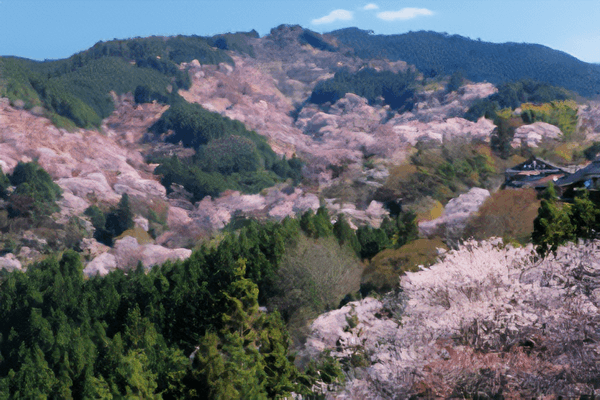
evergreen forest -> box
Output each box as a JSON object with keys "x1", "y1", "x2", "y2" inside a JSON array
[
  {"x1": 0, "y1": 207, "x2": 418, "y2": 399},
  {"x1": 329, "y1": 28, "x2": 600, "y2": 97},
  {"x1": 149, "y1": 99, "x2": 303, "y2": 201},
  {"x1": 0, "y1": 33, "x2": 254, "y2": 129},
  {"x1": 309, "y1": 68, "x2": 418, "y2": 111}
]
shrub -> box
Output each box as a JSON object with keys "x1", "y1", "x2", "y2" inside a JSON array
[
  {"x1": 362, "y1": 238, "x2": 447, "y2": 293},
  {"x1": 385, "y1": 142, "x2": 500, "y2": 204},
  {"x1": 269, "y1": 235, "x2": 363, "y2": 342},
  {"x1": 464, "y1": 188, "x2": 541, "y2": 244},
  {"x1": 520, "y1": 100, "x2": 578, "y2": 139},
  {"x1": 7, "y1": 162, "x2": 62, "y2": 219}
]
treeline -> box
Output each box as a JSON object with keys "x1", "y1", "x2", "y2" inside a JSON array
[
  {"x1": 0, "y1": 206, "x2": 418, "y2": 398},
  {"x1": 0, "y1": 33, "x2": 255, "y2": 128},
  {"x1": 151, "y1": 100, "x2": 303, "y2": 201},
  {"x1": 329, "y1": 28, "x2": 600, "y2": 97},
  {"x1": 309, "y1": 67, "x2": 418, "y2": 110},
  {"x1": 464, "y1": 79, "x2": 573, "y2": 121}
]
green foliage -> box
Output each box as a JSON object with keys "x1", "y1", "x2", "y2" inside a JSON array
[
  {"x1": 310, "y1": 67, "x2": 418, "y2": 110},
  {"x1": 152, "y1": 101, "x2": 303, "y2": 200},
  {"x1": 362, "y1": 238, "x2": 448, "y2": 294},
  {"x1": 0, "y1": 217, "x2": 316, "y2": 398},
  {"x1": 330, "y1": 28, "x2": 600, "y2": 97},
  {"x1": 0, "y1": 203, "x2": 405, "y2": 398},
  {"x1": 6, "y1": 161, "x2": 62, "y2": 219},
  {"x1": 446, "y1": 71, "x2": 464, "y2": 93},
  {"x1": 192, "y1": 261, "x2": 300, "y2": 399},
  {"x1": 465, "y1": 80, "x2": 573, "y2": 122},
  {"x1": 134, "y1": 85, "x2": 169, "y2": 104},
  {"x1": 0, "y1": 168, "x2": 11, "y2": 198},
  {"x1": 299, "y1": 207, "x2": 333, "y2": 239},
  {"x1": 569, "y1": 191, "x2": 600, "y2": 240},
  {"x1": 389, "y1": 142, "x2": 498, "y2": 204},
  {"x1": 333, "y1": 214, "x2": 361, "y2": 255},
  {"x1": 105, "y1": 194, "x2": 135, "y2": 238},
  {"x1": 207, "y1": 31, "x2": 258, "y2": 57},
  {"x1": 521, "y1": 100, "x2": 578, "y2": 139},
  {"x1": 357, "y1": 225, "x2": 389, "y2": 260},
  {"x1": 490, "y1": 112, "x2": 519, "y2": 159},
  {"x1": 200, "y1": 136, "x2": 262, "y2": 174},
  {"x1": 0, "y1": 35, "x2": 234, "y2": 128},
  {"x1": 84, "y1": 205, "x2": 105, "y2": 232},
  {"x1": 85, "y1": 194, "x2": 134, "y2": 246},
  {"x1": 0, "y1": 57, "x2": 44, "y2": 109},
  {"x1": 532, "y1": 198, "x2": 575, "y2": 257}
]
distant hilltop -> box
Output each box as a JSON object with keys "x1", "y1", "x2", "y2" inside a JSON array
[
  {"x1": 2, "y1": 24, "x2": 600, "y2": 133},
  {"x1": 326, "y1": 27, "x2": 600, "y2": 97}
]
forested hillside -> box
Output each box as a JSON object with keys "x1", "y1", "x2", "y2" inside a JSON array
[
  {"x1": 0, "y1": 34, "x2": 252, "y2": 129},
  {"x1": 3, "y1": 22, "x2": 600, "y2": 399},
  {"x1": 149, "y1": 98, "x2": 303, "y2": 200},
  {"x1": 0, "y1": 207, "x2": 421, "y2": 398},
  {"x1": 329, "y1": 28, "x2": 600, "y2": 97}
]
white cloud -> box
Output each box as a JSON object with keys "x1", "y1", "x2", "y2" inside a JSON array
[
  {"x1": 377, "y1": 7, "x2": 434, "y2": 21},
  {"x1": 312, "y1": 9, "x2": 353, "y2": 25},
  {"x1": 363, "y1": 3, "x2": 379, "y2": 10}
]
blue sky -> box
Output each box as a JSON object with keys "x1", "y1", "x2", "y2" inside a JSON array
[{"x1": 1, "y1": 0, "x2": 599, "y2": 63}]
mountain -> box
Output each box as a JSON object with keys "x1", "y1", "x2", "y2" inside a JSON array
[
  {"x1": 329, "y1": 28, "x2": 600, "y2": 97},
  {"x1": 2, "y1": 24, "x2": 600, "y2": 399}
]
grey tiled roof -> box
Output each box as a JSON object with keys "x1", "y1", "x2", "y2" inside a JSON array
[{"x1": 555, "y1": 160, "x2": 600, "y2": 186}]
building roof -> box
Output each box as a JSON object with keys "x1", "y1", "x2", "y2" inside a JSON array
[
  {"x1": 555, "y1": 160, "x2": 600, "y2": 186},
  {"x1": 505, "y1": 156, "x2": 568, "y2": 176}
]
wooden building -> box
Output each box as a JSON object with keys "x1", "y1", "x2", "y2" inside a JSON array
[
  {"x1": 504, "y1": 156, "x2": 570, "y2": 190},
  {"x1": 555, "y1": 159, "x2": 600, "y2": 200}
]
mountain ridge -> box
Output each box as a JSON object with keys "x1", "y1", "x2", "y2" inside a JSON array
[{"x1": 327, "y1": 27, "x2": 600, "y2": 97}]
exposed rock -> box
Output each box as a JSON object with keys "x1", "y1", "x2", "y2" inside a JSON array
[
  {"x1": 419, "y1": 188, "x2": 490, "y2": 239},
  {"x1": 0, "y1": 253, "x2": 22, "y2": 272},
  {"x1": 511, "y1": 121, "x2": 562, "y2": 148}
]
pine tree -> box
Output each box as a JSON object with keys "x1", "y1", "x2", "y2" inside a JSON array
[
  {"x1": 192, "y1": 260, "x2": 301, "y2": 400},
  {"x1": 333, "y1": 214, "x2": 361, "y2": 256},
  {"x1": 532, "y1": 198, "x2": 575, "y2": 257}
]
